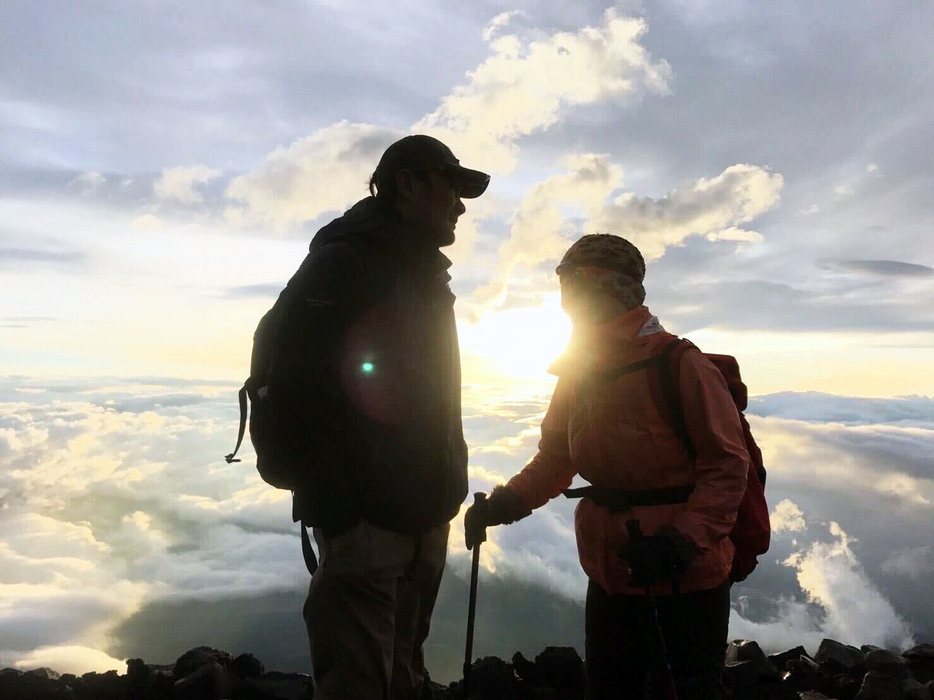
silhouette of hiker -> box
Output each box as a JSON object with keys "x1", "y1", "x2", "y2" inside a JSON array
[
  {"x1": 275, "y1": 135, "x2": 488, "y2": 700},
  {"x1": 466, "y1": 234, "x2": 750, "y2": 700}
]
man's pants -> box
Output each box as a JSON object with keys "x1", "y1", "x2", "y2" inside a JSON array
[
  {"x1": 303, "y1": 521, "x2": 449, "y2": 700},
  {"x1": 585, "y1": 579, "x2": 731, "y2": 700}
]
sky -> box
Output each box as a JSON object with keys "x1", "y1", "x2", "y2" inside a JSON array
[{"x1": 1, "y1": 0, "x2": 933, "y2": 681}]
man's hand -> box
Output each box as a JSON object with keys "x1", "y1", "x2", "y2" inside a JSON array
[
  {"x1": 464, "y1": 486, "x2": 530, "y2": 550},
  {"x1": 621, "y1": 525, "x2": 697, "y2": 587}
]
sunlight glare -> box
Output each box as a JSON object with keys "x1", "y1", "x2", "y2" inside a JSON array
[{"x1": 458, "y1": 293, "x2": 571, "y2": 383}]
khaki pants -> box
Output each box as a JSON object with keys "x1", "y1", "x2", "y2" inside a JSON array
[{"x1": 304, "y1": 521, "x2": 449, "y2": 700}]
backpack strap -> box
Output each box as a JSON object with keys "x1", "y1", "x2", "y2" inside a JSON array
[
  {"x1": 224, "y1": 384, "x2": 248, "y2": 464},
  {"x1": 656, "y1": 338, "x2": 697, "y2": 462},
  {"x1": 300, "y1": 521, "x2": 318, "y2": 575}
]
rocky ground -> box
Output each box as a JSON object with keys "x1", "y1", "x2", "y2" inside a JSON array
[{"x1": 2, "y1": 638, "x2": 933, "y2": 699}]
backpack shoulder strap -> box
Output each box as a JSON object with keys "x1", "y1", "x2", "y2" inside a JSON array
[{"x1": 657, "y1": 338, "x2": 699, "y2": 462}]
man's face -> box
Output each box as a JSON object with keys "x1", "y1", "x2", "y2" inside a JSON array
[{"x1": 406, "y1": 171, "x2": 467, "y2": 247}]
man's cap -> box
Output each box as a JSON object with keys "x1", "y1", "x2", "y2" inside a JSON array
[
  {"x1": 372, "y1": 135, "x2": 490, "y2": 199},
  {"x1": 555, "y1": 234, "x2": 646, "y2": 281}
]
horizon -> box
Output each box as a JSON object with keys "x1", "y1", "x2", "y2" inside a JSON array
[{"x1": 2, "y1": 0, "x2": 933, "y2": 680}]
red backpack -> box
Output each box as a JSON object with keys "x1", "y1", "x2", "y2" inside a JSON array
[{"x1": 657, "y1": 339, "x2": 770, "y2": 582}]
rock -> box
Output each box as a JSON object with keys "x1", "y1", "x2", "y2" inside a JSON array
[
  {"x1": 727, "y1": 639, "x2": 781, "y2": 678},
  {"x1": 173, "y1": 646, "x2": 235, "y2": 678},
  {"x1": 854, "y1": 670, "x2": 924, "y2": 700},
  {"x1": 25, "y1": 668, "x2": 61, "y2": 680},
  {"x1": 904, "y1": 683, "x2": 932, "y2": 700},
  {"x1": 815, "y1": 639, "x2": 866, "y2": 671},
  {"x1": 769, "y1": 646, "x2": 811, "y2": 673},
  {"x1": 457, "y1": 656, "x2": 522, "y2": 700},
  {"x1": 782, "y1": 655, "x2": 821, "y2": 693},
  {"x1": 125, "y1": 657, "x2": 148, "y2": 688},
  {"x1": 905, "y1": 645, "x2": 934, "y2": 684},
  {"x1": 725, "y1": 639, "x2": 782, "y2": 695},
  {"x1": 232, "y1": 653, "x2": 265, "y2": 679},
  {"x1": 799, "y1": 693, "x2": 833, "y2": 699},
  {"x1": 512, "y1": 651, "x2": 541, "y2": 684},
  {"x1": 174, "y1": 660, "x2": 239, "y2": 700},
  {"x1": 864, "y1": 648, "x2": 911, "y2": 678},
  {"x1": 232, "y1": 671, "x2": 314, "y2": 700},
  {"x1": 76, "y1": 669, "x2": 125, "y2": 700},
  {"x1": 535, "y1": 647, "x2": 585, "y2": 696}
]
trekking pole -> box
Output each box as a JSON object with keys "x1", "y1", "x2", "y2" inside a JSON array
[
  {"x1": 463, "y1": 492, "x2": 486, "y2": 699},
  {"x1": 625, "y1": 519, "x2": 679, "y2": 700}
]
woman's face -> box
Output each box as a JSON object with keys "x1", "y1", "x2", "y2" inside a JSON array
[{"x1": 559, "y1": 267, "x2": 628, "y2": 325}]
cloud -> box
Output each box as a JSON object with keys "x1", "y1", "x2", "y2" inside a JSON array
[
  {"x1": 591, "y1": 163, "x2": 783, "y2": 261},
  {"x1": 821, "y1": 259, "x2": 934, "y2": 277},
  {"x1": 0, "y1": 244, "x2": 85, "y2": 269},
  {"x1": 474, "y1": 160, "x2": 783, "y2": 313},
  {"x1": 1, "y1": 645, "x2": 125, "y2": 675},
  {"x1": 472, "y1": 153, "x2": 622, "y2": 310},
  {"x1": 784, "y1": 521, "x2": 914, "y2": 649},
  {"x1": 68, "y1": 171, "x2": 105, "y2": 194},
  {"x1": 881, "y1": 546, "x2": 934, "y2": 580},
  {"x1": 225, "y1": 9, "x2": 671, "y2": 229},
  {"x1": 415, "y1": 9, "x2": 671, "y2": 174},
  {"x1": 155, "y1": 165, "x2": 222, "y2": 204},
  {"x1": 770, "y1": 499, "x2": 806, "y2": 533},
  {"x1": 866, "y1": 163, "x2": 879, "y2": 173},
  {"x1": 131, "y1": 214, "x2": 164, "y2": 229},
  {"x1": 224, "y1": 284, "x2": 282, "y2": 299},
  {"x1": 834, "y1": 184, "x2": 854, "y2": 197},
  {"x1": 225, "y1": 121, "x2": 398, "y2": 228}
]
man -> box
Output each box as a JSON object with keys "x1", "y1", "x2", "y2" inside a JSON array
[
  {"x1": 465, "y1": 234, "x2": 750, "y2": 699},
  {"x1": 276, "y1": 135, "x2": 489, "y2": 699}
]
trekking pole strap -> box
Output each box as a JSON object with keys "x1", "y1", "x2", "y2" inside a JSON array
[
  {"x1": 224, "y1": 384, "x2": 248, "y2": 464},
  {"x1": 563, "y1": 483, "x2": 694, "y2": 513}
]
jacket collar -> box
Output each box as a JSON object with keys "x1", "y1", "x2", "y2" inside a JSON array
[{"x1": 549, "y1": 306, "x2": 664, "y2": 377}]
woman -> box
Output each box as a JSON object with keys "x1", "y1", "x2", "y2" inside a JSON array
[{"x1": 465, "y1": 234, "x2": 750, "y2": 699}]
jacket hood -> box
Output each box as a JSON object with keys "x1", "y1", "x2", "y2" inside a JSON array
[{"x1": 309, "y1": 196, "x2": 452, "y2": 278}]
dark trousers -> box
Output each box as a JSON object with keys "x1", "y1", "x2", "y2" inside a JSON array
[{"x1": 585, "y1": 580, "x2": 731, "y2": 700}]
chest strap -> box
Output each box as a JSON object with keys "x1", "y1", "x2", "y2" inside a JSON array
[{"x1": 562, "y1": 483, "x2": 694, "y2": 513}]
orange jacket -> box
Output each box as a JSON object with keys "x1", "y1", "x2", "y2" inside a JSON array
[{"x1": 506, "y1": 306, "x2": 749, "y2": 595}]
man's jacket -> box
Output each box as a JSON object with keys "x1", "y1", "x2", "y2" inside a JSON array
[
  {"x1": 275, "y1": 197, "x2": 468, "y2": 536},
  {"x1": 505, "y1": 306, "x2": 749, "y2": 595}
]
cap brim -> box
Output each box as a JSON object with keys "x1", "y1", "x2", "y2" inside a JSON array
[{"x1": 447, "y1": 164, "x2": 490, "y2": 199}]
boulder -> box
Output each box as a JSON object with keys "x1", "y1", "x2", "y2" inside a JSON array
[
  {"x1": 173, "y1": 646, "x2": 235, "y2": 678},
  {"x1": 769, "y1": 646, "x2": 811, "y2": 673},
  {"x1": 457, "y1": 656, "x2": 523, "y2": 700},
  {"x1": 904, "y1": 645, "x2": 934, "y2": 684},
  {"x1": 174, "y1": 660, "x2": 237, "y2": 700},
  {"x1": 854, "y1": 670, "x2": 924, "y2": 700},
  {"x1": 864, "y1": 648, "x2": 911, "y2": 678},
  {"x1": 725, "y1": 639, "x2": 782, "y2": 695},
  {"x1": 782, "y1": 655, "x2": 821, "y2": 693},
  {"x1": 232, "y1": 671, "x2": 314, "y2": 700},
  {"x1": 75, "y1": 669, "x2": 125, "y2": 700},
  {"x1": 815, "y1": 639, "x2": 866, "y2": 671},
  {"x1": 533, "y1": 647, "x2": 584, "y2": 697},
  {"x1": 232, "y1": 653, "x2": 265, "y2": 679}
]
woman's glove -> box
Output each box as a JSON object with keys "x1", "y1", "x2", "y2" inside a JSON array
[
  {"x1": 621, "y1": 525, "x2": 698, "y2": 587},
  {"x1": 464, "y1": 486, "x2": 530, "y2": 550}
]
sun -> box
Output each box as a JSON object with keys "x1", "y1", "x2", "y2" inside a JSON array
[{"x1": 458, "y1": 292, "x2": 571, "y2": 387}]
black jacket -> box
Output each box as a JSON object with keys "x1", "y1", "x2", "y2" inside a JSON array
[{"x1": 277, "y1": 197, "x2": 468, "y2": 535}]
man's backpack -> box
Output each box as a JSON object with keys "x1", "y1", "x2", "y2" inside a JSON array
[
  {"x1": 657, "y1": 338, "x2": 770, "y2": 582},
  {"x1": 224, "y1": 301, "x2": 323, "y2": 575}
]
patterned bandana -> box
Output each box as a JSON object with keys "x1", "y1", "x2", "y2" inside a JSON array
[{"x1": 556, "y1": 234, "x2": 646, "y2": 310}]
